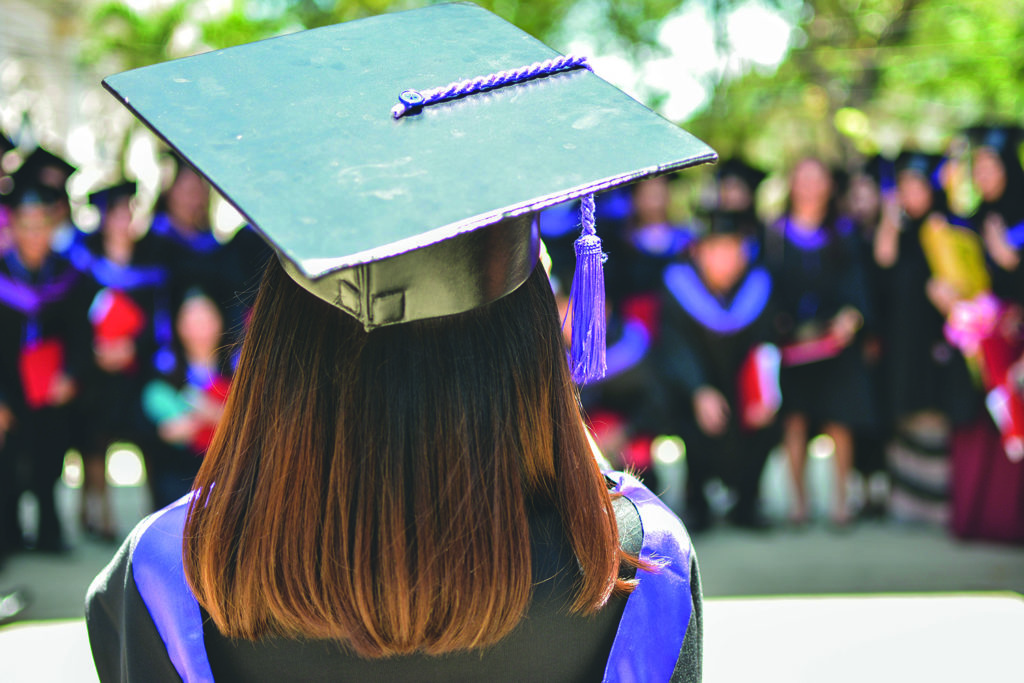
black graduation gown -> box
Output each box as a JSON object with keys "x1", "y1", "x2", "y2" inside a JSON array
[
  {"x1": 86, "y1": 474, "x2": 702, "y2": 682},
  {"x1": 972, "y1": 192, "x2": 1024, "y2": 305},
  {"x1": 658, "y1": 261, "x2": 780, "y2": 519},
  {"x1": 764, "y1": 216, "x2": 878, "y2": 430},
  {"x1": 878, "y1": 215, "x2": 976, "y2": 425},
  {"x1": 580, "y1": 313, "x2": 669, "y2": 438},
  {"x1": 0, "y1": 250, "x2": 90, "y2": 549},
  {"x1": 75, "y1": 232, "x2": 175, "y2": 451},
  {"x1": 146, "y1": 215, "x2": 270, "y2": 340}
]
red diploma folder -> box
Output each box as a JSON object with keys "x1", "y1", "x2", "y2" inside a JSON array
[
  {"x1": 89, "y1": 288, "x2": 147, "y2": 342},
  {"x1": 738, "y1": 343, "x2": 782, "y2": 430},
  {"x1": 986, "y1": 384, "x2": 1024, "y2": 463},
  {"x1": 18, "y1": 338, "x2": 64, "y2": 409}
]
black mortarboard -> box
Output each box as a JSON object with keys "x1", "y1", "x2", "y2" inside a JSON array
[
  {"x1": 715, "y1": 158, "x2": 766, "y2": 190},
  {"x1": 20, "y1": 147, "x2": 77, "y2": 190},
  {"x1": 858, "y1": 154, "x2": 895, "y2": 194},
  {"x1": 0, "y1": 162, "x2": 63, "y2": 208},
  {"x1": 695, "y1": 209, "x2": 759, "y2": 239},
  {"x1": 895, "y1": 151, "x2": 944, "y2": 187},
  {"x1": 101, "y1": 3, "x2": 715, "y2": 379},
  {"x1": 89, "y1": 180, "x2": 137, "y2": 214},
  {"x1": 965, "y1": 125, "x2": 1024, "y2": 157}
]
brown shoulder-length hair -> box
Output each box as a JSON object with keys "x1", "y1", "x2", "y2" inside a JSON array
[{"x1": 183, "y1": 257, "x2": 635, "y2": 657}]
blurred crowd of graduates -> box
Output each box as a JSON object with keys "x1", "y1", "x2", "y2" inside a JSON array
[
  {"x1": 545, "y1": 124, "x2": 1024, "y2": 541},
  {"x1": 0, "y1": 120, "x2": 1022, "y2": 563}
]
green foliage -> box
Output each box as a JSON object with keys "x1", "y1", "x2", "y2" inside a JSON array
[
  {"x1": 77, "y1": 0, "x2": 1022, "y2": 174},
  {"x1": 80, "y1": 1, "x2": 193, "y2": 71},
  {"x1": 690, "y1": 0, "x2": 1024, "y2": 171}
]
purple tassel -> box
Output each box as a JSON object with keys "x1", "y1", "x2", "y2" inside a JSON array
[{"x1": 569, "y1": 194, "x2": 607, "y2": 384}]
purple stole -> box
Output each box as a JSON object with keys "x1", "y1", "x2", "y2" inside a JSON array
[
  {"x1": 664, "y1": 262, "x2": 772, "y2": 335},
  {"x1": 0, "y1": 264, "x2": 79, "y2": 318},
  {"x1": 603, "y1": 318, "x2": 651, "y2": 379},
  {"x1": 131, "y1": 472, "x2": 693, "y2": 683}
]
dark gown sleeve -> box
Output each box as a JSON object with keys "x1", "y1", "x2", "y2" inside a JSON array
[
  {"x1": 85, "y1": 531, "x2": 183, "y2": 682},
  {"x1": 835, "y1": 232, "x2": 874, "y2": 327}
]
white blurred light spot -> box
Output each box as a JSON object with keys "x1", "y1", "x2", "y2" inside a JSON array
[
  {"x1": 74, "y1": 203, "x2": 101, "y2": 233},
  {"x1": 727, "y1": 2, "x2": 793, "y2": 67},
  {"x1": 62, "y1": 451, "x2": 84, "y2": 489},
  {"x1": 107, "y1": 445, "x2": 146, "y2": 487},
  {"x1": 127, "y1": 129, "x2": 162, "y2": 199},
  {"x1": 212, "y1": 194, "x2": 245, "y2": 239},
  {"x1": 652, "y1": 435, "x2": 686, "y2": 465},
  {"x1": 658, "y1": 6, "x2": 718, "y2": 79},
  {"x1": 809, "y1": 434, "x2": 836, "y2": 460}
]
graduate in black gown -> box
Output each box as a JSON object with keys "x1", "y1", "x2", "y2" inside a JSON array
[
  {"x1": 580, "y1": 177, "x2": 689, "y2": 485},
  {"x1": 843, "y1": 155, "x2": 894, "y2": 515},
  {"x1": 659, "y1": 210, "x2": 779, "y2": 531},
  {"x1": 614, "y1": 175, "x2": 694, "y2": 332},
  {"x1": 148, "y1": 155, "x2": 271, "y2": 348},
  {"x1": 0, "y1": 167, "x2": 89, "y2": 553},
  {"x1": 966, "y1": 126, "x2": 1024, "y2": 304},
  {"x1": 715, "y1": 158, "x2": 766, "y2": 215},
  {"x1": 74, "y1": 181, "x2": 173, "y2": 534},
  {"x1": 872, "y1": 151, "x2": 975, "y2": 524},
  {"x1": 766, "y1": 157, "x2": 877, "y2": 526},
  {"x1": 140, "y1": 289, "x2": 231, "y2": 509}
]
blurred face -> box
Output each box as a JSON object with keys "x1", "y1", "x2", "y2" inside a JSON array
[
  {"x1": 845, "y1": 174, "x2": 881, "y2": 225},
  {"x1": 695, "y1": 234, "x2": 748, "y2": 292},
  {"x1": 718, "y1": 175, "x2": 753, "y2": 212},
  {"x1": 897, "y1": 172, "x2": 934, "y2": 220},
  {"x1": 167, "y1": 167, "x2": 211, "y2": 230},
  {"x1": 11, "y1": 203, "x2": 56, "y2": 270},
  {"x1": 972, "y1": 148, "x2": 1007, "y2": 202},
  {"x1": 632, "y1": 176, "x2": 669, "y2": 225},
  {"x1": 177, "y1": 295, "x2": 223, "y2": 360},
  {"x1": 38, "y1": 166, "x2": 70, "y2": 222},
  {"x1": 790, "y1": 158, "x2": 833, "y2": 215},
  {"x1": 102, "y1": 200, "x2": 134, "y2": 244}
]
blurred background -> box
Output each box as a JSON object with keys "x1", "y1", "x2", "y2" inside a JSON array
[
  {"x1": 3, "y1": 0, "x2": 1023, "y2": 189},
  {"x1": 1, "y1": 1, "x2": 1023, "y2": 681}
]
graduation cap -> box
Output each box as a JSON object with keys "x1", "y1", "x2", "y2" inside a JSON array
[
  {"x1": 102, "y1": 2, "x2": 715, "y2": 382},
  {"x1": 965, "y1": 125, "x2": 1024, "y2": 157},
  {"x1": 89, "y1": 180, "x2": 137, "y2": 215},
  {"x1": 858, "y1": 154, "x2": 896, "y2": 195},
  {"x1": 20, "y1": 147, "x2": 76, "y2": 194},
  {"x1": 694, "y1": 209, "x2": 760, "y2": 239},
  {"x1": 0, "y1": 162, "x2": 63, "y2": 208},
  {"x1": 895, "y1": 151, "x2": 944, "y2": 187},
  {"x1": 715, "y1": 158, "x2": 766, "y2": 190}
]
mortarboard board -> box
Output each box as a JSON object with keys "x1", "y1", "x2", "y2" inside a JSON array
[
  {"x1": 89, "y1": 180, "x2": 137, "y2": 214},
  {"x1": 101, "y1": 2, "x2": 715, "y2": 378}
]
